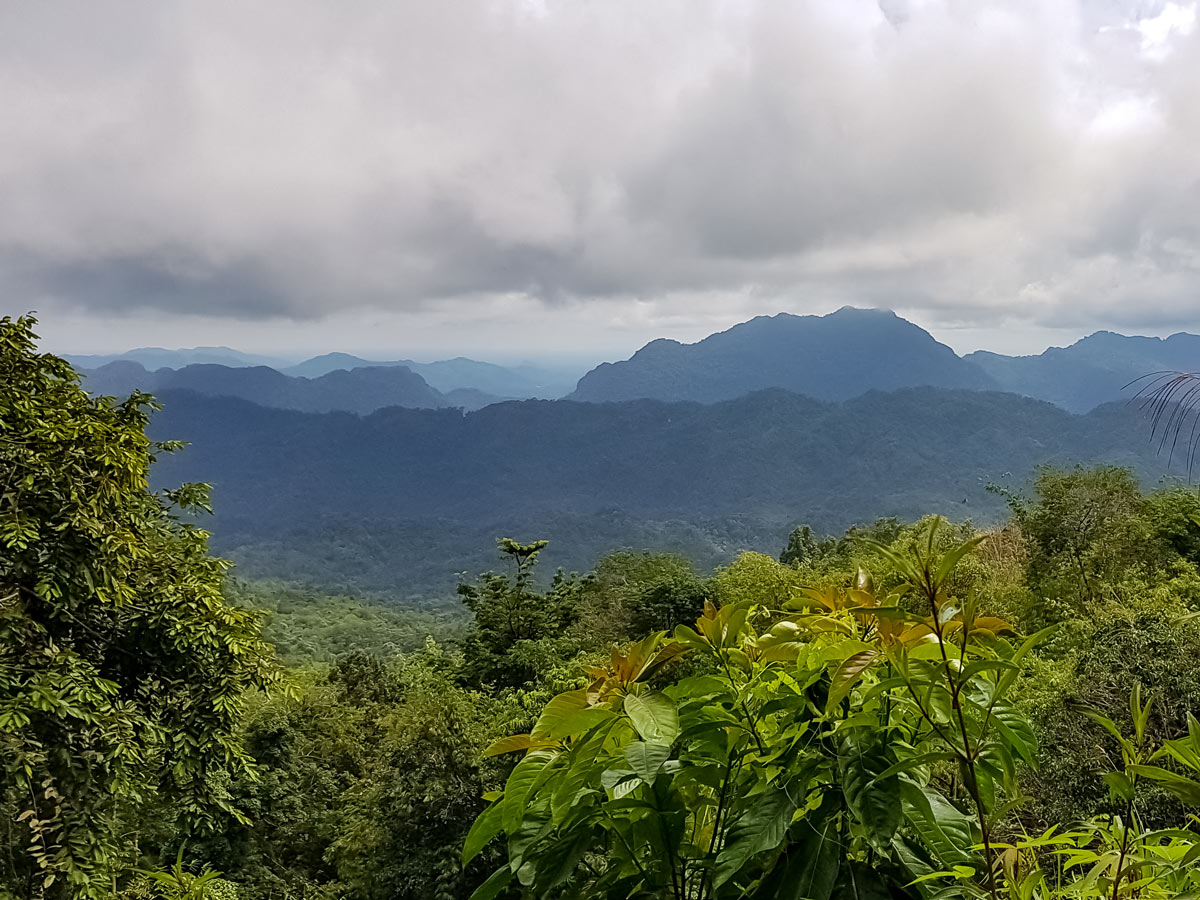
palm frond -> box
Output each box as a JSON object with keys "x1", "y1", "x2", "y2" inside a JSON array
[{"x1": 1126, "y1": 371, "x2": 1200, "y2": 476}]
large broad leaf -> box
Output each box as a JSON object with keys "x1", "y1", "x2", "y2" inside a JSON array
[
  {"x1": 624, "y1": 741, "x2": 672, "y2": 785},
  {"x1": 624, "y1": 691, "x2": 680, "y2": 743},
  {"x1": 827, "y1": 650, "x2": 878, "y2": 712},
  {"x1": 531, "y1": 828, "x2": 594, "y2": 892},
  {"x1": 467, "y1": 865, "x2": 512, "y2": 900},
  {"x1": 839, "y1": 736, "x2": 901, "y2": 851},
  {"x1": 532, "y1": 689, "x2": 616, "y2": 739},
  {"x1": 989, "y1": 702, "x2": 1039, "y2": 769},
  {"x1": 462, "y1": 800, "x2": 505, "y2": 866},
  {"x1": 899, "y1": 780, "x2": 980, "y2": 870},
  {"x1": 714, "y1": 786, "x2": 799, "y2": 888},
  {"x1": 483, "y1": 733, "x2": 557, "y2": 757},
  {"x1": 503, "y1": 750, "x2": 555, "y2": 834},
  {"x1": 1128, "y1": 764, "x2": 1200, "y2": 805},
  {"x1": 752, "y1": 796, "x2": 842, "y2": 900}
]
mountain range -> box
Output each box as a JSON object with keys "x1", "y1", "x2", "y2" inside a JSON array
[
  {"x1": 69, "y1": 348, "x2": 583, "y2": 401},
  {"x1": 966, "y1": 331, "x2": 1200, "y2": 413},
  {"x1": 65, "y1": 345, "x2": 289, "y2": 370},
  {"x1": 280, "y1": 354, "x2": 580, "y2": 398},
  {"x1": 79, "y1": 361, "x2": 500, "y2": 413},
  {"x1": 145, "y1": 386, "x2": 1182, "y2": 599},
  {"x1": 63, "y1": 306, "x2": 1200, "y2": 600},
  {"x1": 73, "y1": 308, "x2": 1200, "y2": 416}
]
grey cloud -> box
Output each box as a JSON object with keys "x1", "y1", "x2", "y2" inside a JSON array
[{"x1": 3, "y1": 0, "x2": 1200, "y2": 342}]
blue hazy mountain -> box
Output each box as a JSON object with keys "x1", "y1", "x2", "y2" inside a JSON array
[
  {"x1": 79, "y1": 361, "x2": 501, "y2": 413},
  {"x1": 283, "y1": 353, "x2": 581, "y2": 399},
  {"x1": 65, "y1": 346, "x2": 289, "y2": 370},
  {"x1": 570, "y1": 307, "x2": 998, "y2": 403},
  {"x1": 967, "y1": 331, "x2": 1200, "y2": 413}
]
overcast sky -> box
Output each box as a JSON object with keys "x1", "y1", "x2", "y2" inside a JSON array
[{"x1": 4, "y1": 0, "x2": 1200, "y2": 361}]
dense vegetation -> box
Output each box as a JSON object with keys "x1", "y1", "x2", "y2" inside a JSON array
[
  {"x1": 4, "y1": 314, "x2": 1200, "y2": 898},
  {"x1": 146, "y1": 385, "x2": 1181, "y2": 598}
]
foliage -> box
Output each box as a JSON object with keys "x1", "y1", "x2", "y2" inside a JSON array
[
  {"x1": 0, "y1": 315, "x2": 280, "y2": 898},
  {"x1": 458, "y1": 539, "x2": 591, "y2": 689},
  {"x1": 126, "y1": 849, "x2": 236, "y2": 900},
  {"x1": 226, "y1": 579, "x2": 464, "y2": 665},
  {"x1": 582, "y1": 551, "x2": 711, "y2": 644},
  {"x1": 470, "y1": 518, "x2": 1200, "y2": 899}
]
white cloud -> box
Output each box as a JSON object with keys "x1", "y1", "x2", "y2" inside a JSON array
[{"x1": 4, "y1": 0, "x2": 1200, "y2": 355}]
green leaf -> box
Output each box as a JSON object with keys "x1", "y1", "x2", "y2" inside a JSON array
[
  {"x1": 832, "y1": 861, "x2": 900, "y2": 900},
  {"x1": 532, "y1": 828, "x2": 593, "y2": 891},
  {"x1": 531, "y1": 690, "x2": 619, "y2": 740},
  {"x1": 1102, "y1": 772, "x2": 1136, "y2": 803},
  {"x1": 714, "y1": 785, "x2": 800, "y2": 887},
  {"x1": 503, "y1": 750, "x2": 555, "y2": 833},
  {"x1": 899, "y1": 780, "x2": 980, "y2": 869},
  {"x1": 467, "y1": 865, "x2": 512, "y2": 900},
  {"x1": 753, "y1": 796, "x2": 842, "y2": 900},
  {"x1": 483, "y1": 733, "x2": 557, "y2": 757},
  {"x1": 623, "y1": 691, "x2": 680, "y2": 743},
  {"x1": 462, "y1": 800, "x2": 505, "y2": 866},
  {"x1": 990, "y1": 702, "x2": 1039, "y2": 769},
  {"x1": 934, "y1": 535, "x2": 986, "y2": 588},
  {"x1": 624, "y1": 741, "x2": 672, "y2": 785},
  {"x1": 827, "y1": 650, "x2": 878, "y2": 713},
  {"x1": 840, "y1": 737, "x2": 901, "y2": 851},
  {"x1": 1128, "y1": 765, "x2": 1200, "y2": 805}
]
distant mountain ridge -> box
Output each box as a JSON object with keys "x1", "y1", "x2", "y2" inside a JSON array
[
  {"x1": 570, "y1": 307, "x2": 998, "y2": 403},
  {"x1": 66, "y1": 346, "x2": 288, "y2": 370},
  {"x1": 282, "y1": 354, "x2": 579, "y2": 398},
  {"x1": 65, "y1": 310, "x2": 1200, "y2": 415},
  {"x1": 67, "y1": 347, "x2": 582, "y2": 400},
  {"x1": 967, "y1": 331, "x2": 1200, "y2": 413},
  {"x1": 79, "y1": 361, "x2": 500, "y2": 413},
  {"x1": 145, "y1": 386, "x2": 1179, "y2": 596}
]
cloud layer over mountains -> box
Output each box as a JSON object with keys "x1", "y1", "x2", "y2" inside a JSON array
[{"x1": 5, "y1": 1, "x2": 1200, "y2": 351}]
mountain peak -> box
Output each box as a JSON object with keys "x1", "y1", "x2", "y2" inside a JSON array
[{"x1": 571, "y1": 308, "x2": 995, "y2": 404}]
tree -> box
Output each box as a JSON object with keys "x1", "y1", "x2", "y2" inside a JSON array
[
  {"x1": 585, "y1": 551, "x2": 711, "y2": 640},
  {"x1": 0, "y1": 315, "x2": 280, "y2": 897},
  {"x1": 457, "y1": 539, "x2": 585, "y2": 688},
  {"x1": 1001, "y1": 466, "x2": 1150, "y2": 618}
]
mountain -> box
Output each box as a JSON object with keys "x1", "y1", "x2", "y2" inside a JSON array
[
  {"x1": 65, "y1": 345, "x2": 288, "y2": 370},
  {"x1": 79, "y1": 362, "x2": 501, "y2": 413},
  {"x1": 570, "y1": 307, "x2": 997, "y2": 403},
  {"x1": 967, "y1": 331, "x2": 1200, "y2": 413},
  {"x1": 284, "y1": 353, "x2": 581, "y2": 398},
  {"x1": 144, "y1": 386, "x2": 1177, "y2": 598},
  {"x1": 281, "y1": 352, "x2": 387, "y2": 378}
]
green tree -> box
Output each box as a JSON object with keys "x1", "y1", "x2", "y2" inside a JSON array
[
  {"x1": 457, "y1": 539, "x2": 585, "y2": 688},
  {"x1": 583, "y1": 551, "x2": 711, "y2": 641},
  {"x1": 0, "y1": 315, "x2": 279, "y2": 898},
  {"x1": 1001, "y1": 466, "x2": 1150, "y2": 618}
]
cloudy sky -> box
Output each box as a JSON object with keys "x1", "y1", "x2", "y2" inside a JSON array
[{"x1": 4, "y1": 0, "x2": 1200, "y2": 361}]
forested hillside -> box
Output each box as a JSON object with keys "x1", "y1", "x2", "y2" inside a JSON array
[
  {"x1": 145, "y1": 386, "x2": 1179, "y2": 597},
  {"x1": 968, "y1": 330, "x2": 1200, "y2": 412}
]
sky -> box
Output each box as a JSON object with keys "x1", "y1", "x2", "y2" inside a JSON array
[{"x1": 4, "y1": 0, "x2": 1200, "y2": 362}]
